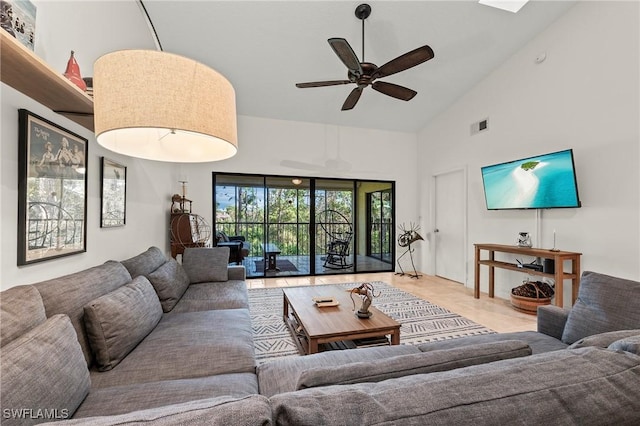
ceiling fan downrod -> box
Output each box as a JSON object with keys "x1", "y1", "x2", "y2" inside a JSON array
[{"x1": 355, "y1": 3, "x2": 371, "y2": 61}]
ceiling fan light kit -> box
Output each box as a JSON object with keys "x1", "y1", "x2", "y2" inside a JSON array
[{"x1": 296, "y1": 3, "x2": 434, "y2": 111}]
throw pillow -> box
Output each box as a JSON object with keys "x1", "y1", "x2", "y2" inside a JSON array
[
  {"x1": 562, "y1": 271, "x2": 640, "y2": 344},
  {"x1": 84, "y1": 276, "x2": 163, "y2": 371},
  {"x1": 296, "y1": 340, "x2": 531, "y2": 390},
  {"x1": 567, "y1": 329, "x2": 640, "y2": 350},
  {"x1": 608, "y1": 335, "x2": 640, "y2": 355},
  {"x1": 182, "y1": 247, "x2": 230, "y2": 283},
  {"x1": 146, "y1": 258, "x2": 191, "y2": 312},
  {"x1": 1, "y1": 314, "x2": 90, "y2": 421},
  {"x1": 0, "y1": 284, "x2": 47, "y2": 347}
]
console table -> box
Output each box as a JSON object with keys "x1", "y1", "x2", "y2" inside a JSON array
[{"x1": 474, "y1": 244, "x2": 582, "y2": 308}]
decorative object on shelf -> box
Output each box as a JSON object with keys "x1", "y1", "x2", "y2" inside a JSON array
[
  {"x1": 63, "y1": 50, "x2": 87, "y2": 91},
  {"x1": 82, "y1": 77, "x2": 93, "y2": 97},
  {"x1": 93, "y1": 49, "x2": 238, "y2": 163},
  {"x1": 17, "y1": 109, "x2": 88, "y2": 265},
  {"x1": 100, "y1": 157, "x2": 126, "y2": 228},
  {"x1": 169, "y1": 186, "x2": 211, "y2": 258},
  {"x1": 510, "y1": 279, "x2": 554, "y2": 314},
  {"x1": 517, "y1": 232, "x2": 532, "y2": 247},
  {"x1": 395, "y1": 222, "x2": 423, "y2": 279},
  {"x1": 1, "y1": 0, "x2": 36, "y2": 51},
  {"x1": 550, "y1": 229, "x2": 560, "y2": 252},
  {"x1": 349, "y1": 282, "x2": 380, "y2": 318}
]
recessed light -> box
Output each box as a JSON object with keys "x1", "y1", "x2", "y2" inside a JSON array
[{"x1": 479, "y1": 0, "x2": 529, "y2": 13}]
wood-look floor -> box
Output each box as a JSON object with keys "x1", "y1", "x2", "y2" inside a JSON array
[{"x1": 247, "y1": 272, "x2": 537, "y2": 334}]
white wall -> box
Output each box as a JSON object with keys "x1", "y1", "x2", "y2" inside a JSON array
[
  {"x1": 0, "y1": 94, "x2": 418, "y2": 289},
  {"x1": 417, "y1": 1, "x2": 640, "y2": 305}
]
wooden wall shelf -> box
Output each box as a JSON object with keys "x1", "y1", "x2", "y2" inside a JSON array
[
  {"x1": 1, "y1": 30, "x2": 94, "y2": 131},
  {"x1": 474, "y1": 243, "x2": 582, "y2": 308}
]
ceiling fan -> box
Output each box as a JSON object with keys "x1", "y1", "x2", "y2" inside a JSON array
[{"x1": 295, "y1": 3, "x2": 435, "y2": 111}]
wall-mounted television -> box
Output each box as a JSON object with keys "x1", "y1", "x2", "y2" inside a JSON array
[{"x1": 481, "y1": 149, "x2": 581, "y2": 210}]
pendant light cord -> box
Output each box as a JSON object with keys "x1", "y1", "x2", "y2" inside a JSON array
[{"x1": 137, "y1": 0, "x2": 163, "y2": 51}]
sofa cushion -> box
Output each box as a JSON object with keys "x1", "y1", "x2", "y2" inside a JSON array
[
  {"x1": 120, "y1": 246, "x2": 168, "y2": 278},
  {"x1": 89, "y1": 308, "x2": 255, "y2": 388},
  {"x1": 416, "y1": 330, "x2": 568, "y2": 354},
  {"x1": 146, "y1": 258, "x2": 191, "y2": 312},
  {"x1": 297, "y1": 340, "x2": 531, "y2": 390},
  {"x1": 562, "y1": 271, "x2": 640, "y2": 344},
  {"x1": 1, "y1": 315, "x2": 90, "y2": 424},
  {"x1": 271, "y1": 348, "x2": 640, "y2": 425},
  {"x1": 84, "y1": 276, "x2": 163, "y2": 371},
  {"x1": 170, "y1": 280, "x2": 249, "y2": 312},
  {"x1": 0, "y1": 285, "x2": 47, "y2": 347},
  {"x1": 50, "y1": 395, "x2": 271, "y2": 426},
  {"x1": 34, "y1": 261, "x2": 133, "y2": 366},
  {"x1": 608, "y1": 335, "x2": 640, "y2": 355},
  {"x1": 567, "y1": 329, "x2": 640, "y2": 349},
  {"x1": 182, "y1": 247, "x2": 230, "y2": 283},
  {"x1": 257, "y1": 344, "x2": 421, "y2": 397},
  {"x1": 75, "y1": 373, "x2": 259, "y2": 418}
]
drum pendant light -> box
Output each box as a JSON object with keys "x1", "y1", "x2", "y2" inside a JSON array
[{"x1": 93, "y1": 50, "x2": 237, "y2": 163}]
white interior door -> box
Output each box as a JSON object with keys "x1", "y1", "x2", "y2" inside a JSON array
[{"x1": 434, "y1": 168, "x2": 466, "y2": 284}]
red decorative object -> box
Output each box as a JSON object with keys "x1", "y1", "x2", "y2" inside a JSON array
[{"x1": 64, "y1": 50, "x2": 87, "y2": 91}]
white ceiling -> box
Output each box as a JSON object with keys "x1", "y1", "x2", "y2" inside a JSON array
[{"x1": 70, "y1": 1, "x2": 577, "y2": 134}]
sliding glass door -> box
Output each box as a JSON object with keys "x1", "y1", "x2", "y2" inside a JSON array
[{"x1": 213, "y1": 173, "x2": 394, "y2": 278}]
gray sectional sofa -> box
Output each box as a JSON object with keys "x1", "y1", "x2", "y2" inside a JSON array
[{"x1": 1, "y1": 247, "x2": 639, "y2": 425}]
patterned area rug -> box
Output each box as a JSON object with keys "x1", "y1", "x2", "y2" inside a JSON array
[{"x1": 248, "y1": 281, "x2": 495, "y2": 363}]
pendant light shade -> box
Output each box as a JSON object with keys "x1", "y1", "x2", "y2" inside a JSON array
[{"x1": 93, "y1": 50, "x2": 237, "y2": 163}]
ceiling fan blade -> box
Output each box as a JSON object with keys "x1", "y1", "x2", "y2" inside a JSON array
[
  {"x1": 371, "y1": 81, "x2": 417, "y2": 101},
  {"x1": 341, "y1": 86, "x2": 364, "y2": 111},
  {"x1": 296, "y1": 80, "x2": 352, "y2": 88},
  {"x1": 328, "y1": 38, "x2": 363, "y2": 76},
  {"x1": 373, "y1": 45, "x2": 435, "y2": 79}
]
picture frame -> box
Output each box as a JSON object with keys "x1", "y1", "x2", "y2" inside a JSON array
[
  {"x1": 1, "y1": 0, "x2": 37, "y2": 51},
  {"x1": 100, "y1": 157, "x2": 127, "y2": 228},
  {"x1": 17, "y1": 109, "x2": 88, "y2": 265}
]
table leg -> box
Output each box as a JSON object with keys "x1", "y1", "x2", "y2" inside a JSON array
[
  {"x1": 474, "y1": 246, "x2": 480, "y2": 299},
  {"x1": 308, "y1": 338, "x2": 318, "y2": 354},
  {"x1": 488, "y1": 250, "x2": 495, "y2": 298},
  {"x1": 390, "y1": 330, "x2": 400, "y2": 345},
  {"x1": 572, "y1": 255, "x2": 581, "y2": 306},
  {"x1": 554, "y1": 258, "x2": 564, "y2": 308}
]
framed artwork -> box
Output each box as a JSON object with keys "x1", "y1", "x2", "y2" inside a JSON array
[
  {"x1": 100, "y1": 157, "x2": 126, "y2": 227},
  {"x1": 17, "y1": 109, "x2": 88, "y2": 265},
  {"x1": 1, "y1": 0, "x2": 37, "y2": 51}
]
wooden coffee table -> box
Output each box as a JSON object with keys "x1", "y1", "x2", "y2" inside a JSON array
[{"x1": 283, "y1": 285, "x2": 401, "y2": 355}]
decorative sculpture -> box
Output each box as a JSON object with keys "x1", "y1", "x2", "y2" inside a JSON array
[
  {"x1": 396, "y1": 222, "x2": 423, "y2": 279},
  {"x1": 349, "y1": 282, "x2": 380, "y2": 318}
]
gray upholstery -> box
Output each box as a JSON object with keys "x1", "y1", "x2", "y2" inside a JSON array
[
  {"x1": 182, "y1": 247, "x2": 230, "y2": 283},
  {"x1": 228, "y1": 265, "x2": 246, "y2": 281},
  {"x1": 34, "y1": 261, "x2": 133, "y2": 365},
  {"x1": 146, "y1": 258, "x2": 191, "y2": 312},
  {"x1": 170, "y1": 280, "x2": 249, "y2": 312},
  {"x1": 1, "y1": 315, "x2": 90, "y2": 425},
  {"x1": 608, "y1": 335, "x2": 640, "y2": 355},
  {"x1": 536, "y1": 304, "x2": 570, "y2": 339},
  {"x1": 296, "y1": 340, "x2": 531, "y2": 390},
  {"x1": 84, "y1": 276, "x2": 163, "y2": 371},
  {"x1": 0, "y1": 284, "x2": 47, "y2": 347},
  {"x1": 74, "y1": 373, "x2": 259, "y2": 418},
  {"x1": 271, "y1": 348, "x2": 640, "y2": 426},
  {"x1": 562, "y1": 271, "x2": 640, "y2": 344},
  {"x1": 257, "y1": 344, "x2": 420, "y2": 397},
  {"x1": 47, "y1": 395, "x2": 272, "y2": 426},
  {"x1": 121, "y1": 246, "x2": 168, "y2": 278},
  {"x1": 417, "y1": 330, "x2": 568, "y2": 354},
  {"x1": 90, "y1": 308, "x2": 256, "y2": 388},
  {"x1": 567, "y1": 329, "x2": 640, "y2": 349}
]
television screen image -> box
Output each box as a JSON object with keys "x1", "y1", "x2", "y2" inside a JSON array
[{"x1": 481, "y1": 149, "x2": 581, "y2": 210}]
